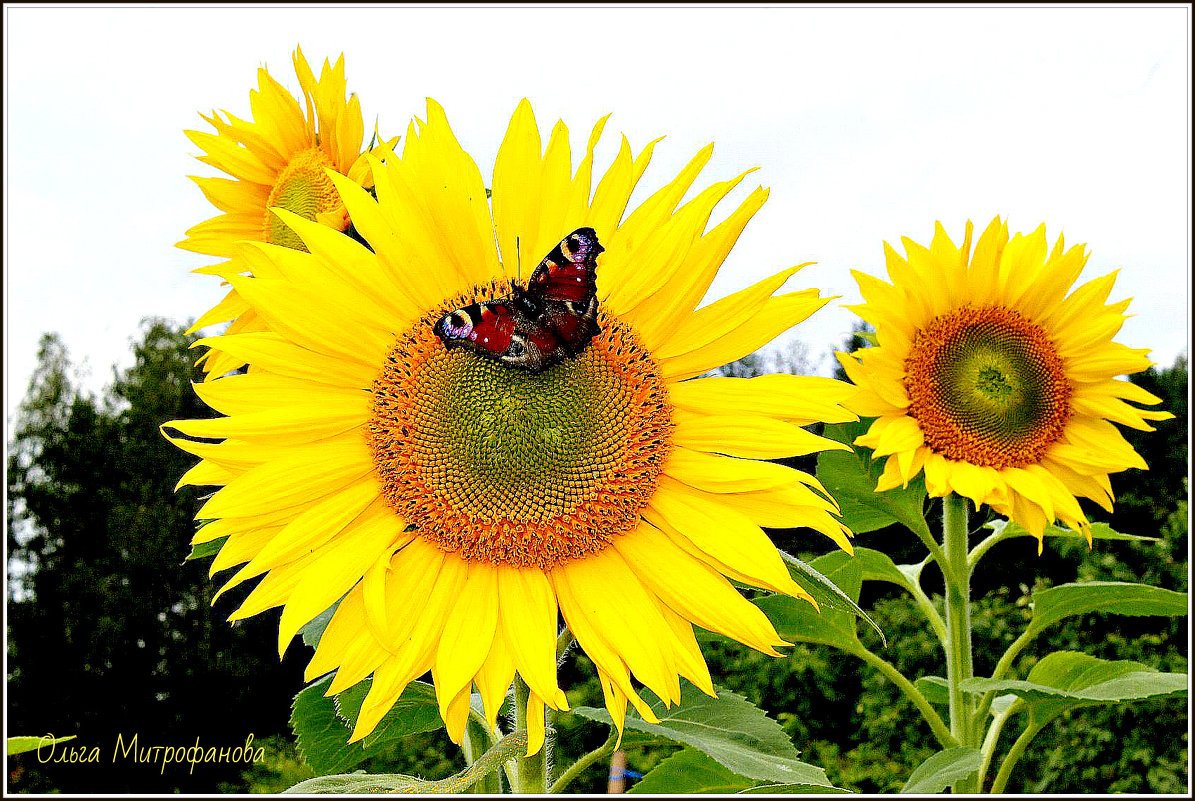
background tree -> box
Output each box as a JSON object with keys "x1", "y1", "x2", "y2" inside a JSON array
[{"x1": 6, "y1": 321, "x2": 309, "y2": 793}]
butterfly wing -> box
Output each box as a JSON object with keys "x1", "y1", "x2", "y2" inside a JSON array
[
  {"x1": 434, "y1": 298, "x2": 569, "y2": 373},
  {"x1": 434, "y1": 301, "x2": 517, "y2": 357},
  {"x1": 528, "y1": 227, "x2": 603, "y2": 304}
]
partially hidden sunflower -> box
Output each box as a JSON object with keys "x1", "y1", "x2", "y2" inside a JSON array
[
  {"x1": 164, "y1": 99, "x2": 857, "y2": 755},
  {"x1": 837, "y1": 218, "x2": 1172, "y2": 546},
  {"x1": 178, "y1": 46, "x2": 397, "y2": 378}
]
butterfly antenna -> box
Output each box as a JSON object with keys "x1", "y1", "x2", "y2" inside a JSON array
[{"x1": 515, "y1": 236, "x2": 522, "y2": 283}]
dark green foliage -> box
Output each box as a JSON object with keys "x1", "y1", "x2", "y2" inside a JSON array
[{"x1": 6, "y1": 321, "x2": 309, "y2": 793}]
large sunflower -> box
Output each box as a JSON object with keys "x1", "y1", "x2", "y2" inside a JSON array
[
  {"x1": 837, "y1": 218, "x2": 1172, "y2": 545},
  {"x1": 178, "y1": 46, "x2": 397, "y2": 378},
  {"x1": 164, "y1": 99, "x2": 856, "y2": 755}
]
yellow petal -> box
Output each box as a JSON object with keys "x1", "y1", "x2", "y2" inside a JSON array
[
  {"x1": 671, "y1": 410, "x2": 850, "y2": 460},
  {"x1": 433, "y1": 561, "x2": 499, "y2": 716},
  {"x1": 612, "y1": 521, "x2": 787, "y2": 656}
]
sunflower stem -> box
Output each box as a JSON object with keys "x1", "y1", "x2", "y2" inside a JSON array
[
  {"x1": 942, "y1": 493, "x2": 977, "y2": 791},
  {"x1": 973, "y1": 627, "x2": 1038, "y2": 736},
  {"x1": 905, "y1": 560, "x2": 950, "y2": 646},
  {"x1": 976, "y1": 698, "x2": 1023, "y2": 792},
  {"x1": 513, "y1": 675, "x2": 548, "y2": 794},
  {"x1": 988, "y1": 717, "x2": 1047, "y2": 794},
  {"x1": 851, "y1": 645, "x2": 957, "y2": 749},
  {"x1": 556, "y1": 626, "x2": 575, "y2": 662},
  {"x1": 909, "y1": 518, "x2": 954, "y2": 584},
  {"x1": 462, "y1": 716, "x2": 502, "y2": 794},
  {"x1": 548, "y1": 727, "x2": 618, "y2": 793}
]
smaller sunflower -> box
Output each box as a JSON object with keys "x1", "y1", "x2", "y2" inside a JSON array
[
  {"x1": 838, "y1": 218, "x2": 1172, "y2": 546},
  {"x1": 178, "y1": 46, "x2": 397, "y2": 378}
]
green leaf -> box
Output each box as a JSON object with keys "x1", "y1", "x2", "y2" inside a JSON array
[
  {"x1": 299, "y1": 600, "x2": 341, "y2": 649},
  {"x1": 290, "y1": 677, "x2": 366, "y2": 775},
  {"x1": 852, "y1": 547, "x2": 923, "y2": 597},
  {"x1": 913, "y1": 676, "x2": 950, "y2": 707},
  {"x1": 960, "y1": 651, "x2": 1188, "y2": 725},
  {"x1": 333, "y1": 678, "x2": 443, "y2": 750},
  {"x1": 816, "y1": 421, "x2": 928, "y2": 535},
  {"x1": 185, "y1": 535, "x2": 226, "y2": 562},
  {"x1": 760, "y1": 552, "x2": 863, "y2": 651},
  {"x1": 569, "y1": 683, "x2": 832, "y2": 786},
  {"x1": 1027, "y1": 582, "x2": 1188, "y2": 634},
  {"x1": 283, "y1": 772, "x2": 432, "y2": 794},
  {"x1": 900, "y1": 747, "x2": 982, "y2": 794},
  {"x1": 986, "y1": 518, "x2": 1159, "y2": 543},
  {"x1": 7, "y1": 735, "x2": 75, "y2": 756},
  {"x1": 780, "y1": 551, "x2": 885, "y2": 645},
  {"x1": 290, "y1": 675, "x2": 443, "y2": 775},
  {"x1": 629, "y1": 748, "x2": 849, "y2": 794}
]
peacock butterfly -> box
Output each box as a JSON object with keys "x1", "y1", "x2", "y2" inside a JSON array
[{"x1": 433, "y1": 227, "x2": 603, "y2": 374}]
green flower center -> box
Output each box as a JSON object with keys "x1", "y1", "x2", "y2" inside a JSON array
[
  {"x1": 263, "y1": 147, "x2": 343, "y2": 250},
  {"x1": 420, "y1": 347, "x2": 628, "y2": 520},
  {"x1": 905, "y1": 306, "x2": 1071, "y2": 468}
]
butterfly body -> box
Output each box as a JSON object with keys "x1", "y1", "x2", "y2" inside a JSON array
[{"x1": 434, "y1": 228, "x2": 603, "y2": 374}]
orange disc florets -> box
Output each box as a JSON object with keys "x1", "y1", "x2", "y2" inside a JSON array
[
  {"x1": 367, "y1": 282, "x2": 674, "y2": 569},
  {"x1": 904, "y1": 306, "x2": 1071, "y2": 469}
]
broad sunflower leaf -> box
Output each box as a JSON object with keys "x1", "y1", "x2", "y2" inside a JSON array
[
  {"x1": 283, "y1": 772, "x2": 434, "y2": 793},
  {"x1": 759, "y1": 552, "x2": 863, "y2": 651},
  {"x1": 185, "y1": 536, "x2": 227, "y2": 561},
  {"x1": 569, "y1": 683, "x2": 832, "y2": 787},
  {"x1": 1025, "y1": 582, "x2": 1188, "y2": 634},
  {"x1": 290, "y1": 677, "x2": 365, "y2": 775},
  {"x1": 913, "y1": 676, "x2": 950, "y2": 707},
  {"x1": 290, "y1": 675, "x2": 442, "y2": 775},
  {"x1": 816, "y1": 421, "x2": 928, "y2": 535},
  {"x1": 985, "y1": 518, "x2": 1159, "y2": 543},
  {"x1": 299, "y1": 600, "x2": 341, "y2": 649},
  {"x1": 900, "y1": 747, "x2": 982, "y2": 794},
  {"x1": 959, "y1": 651, "x2": 1188, "y2": 726},
  {"x1": 7, "y1": 735, "x2": 75, "y2": 756},
  {"x1": 780, "y1": 551, "x2": 885, "y2": 645},
  {"x1": 333, "y1": 677, "x2": 443, "y2": 748},
  {"x1": 628, "y1": 748, "x2": 849, "y2": 794},
  {"x1": 851, "y1": 547, "x2": 923, "y2": 597}
]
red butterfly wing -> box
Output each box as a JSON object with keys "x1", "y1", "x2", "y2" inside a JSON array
[
  {"x1": 433, "y1": 301, "x2": 516, "y2": 356},
  {"x1": 528, "y1": 227, "x2": 603, "y2": 304}
]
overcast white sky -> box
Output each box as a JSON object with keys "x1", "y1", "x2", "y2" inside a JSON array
[{"x1": 4, "y1": 4, "x2": 1191, "y2": 426}]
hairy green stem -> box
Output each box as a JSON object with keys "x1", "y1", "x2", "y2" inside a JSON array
[
  {"x1": 407, "y1": 731, "x2": 528, "y2": 794},
  {"x1": 967, "y1": 528, "x2": 1006, "y2": 570},
  {"x1": 976, "y1": 698, "x2": 1023, "y2": 792},
  {"x1": 942, "y1": 494, "x2": 977, "y2": 791},
  {"x1": 462, "y1": 717, "x2": 502, "y2": 794},
  {"x1": 973, "y1": 627, "x2": 1038, "y2": 734},
  {"x1": 556, "y1": 626, "x2": 575, "y2": 663},
  {"x1": 852, "y1": 646, "x2": 958, "y2": 749},
  {"x1": 988, "y1": 717, "x2": 1047, "y2": 794},
  {"x1": 909, "y1": 517, "x2": 953, "y2": 582},
  {"x1": 514, "y1": 675, "x2": 547, "y2": 794},
  {"x1": 906, "y1": 565, "x2": 950, "y2": 646},
  {"x1": 548, "y1": 728, "x2": 618, "y2": 794}
]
